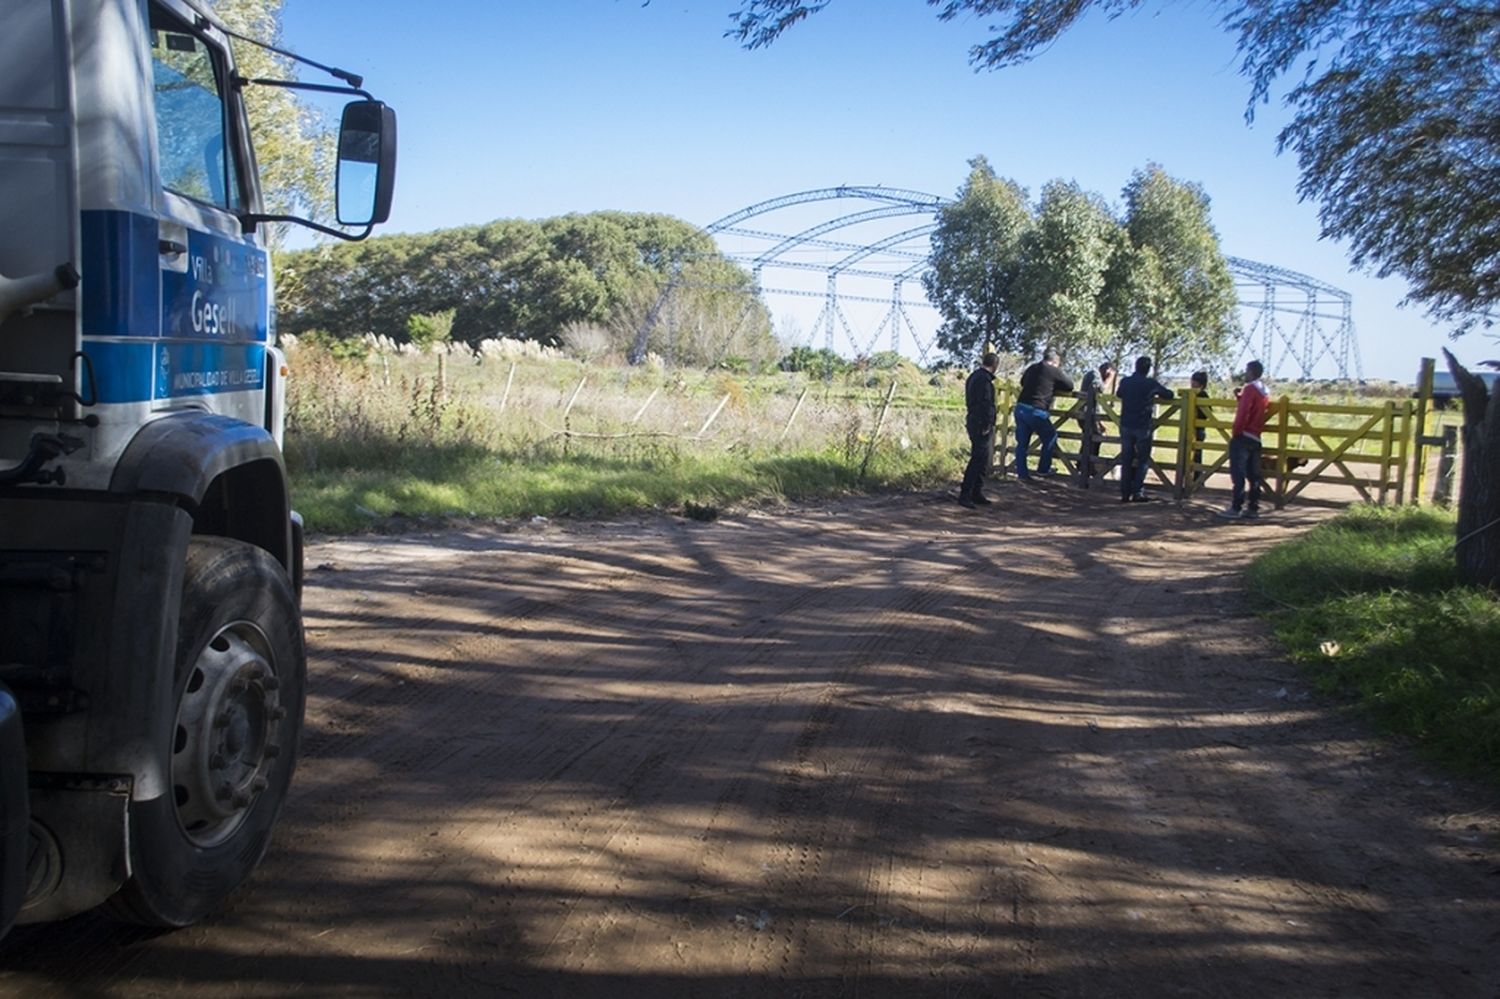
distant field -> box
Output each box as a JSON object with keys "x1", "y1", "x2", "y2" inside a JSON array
[
  {"x1": 284, "y1": 342, "x2": 961, "y2": 531},
  {"x1": 284, "y1": 340, "x2": 1450, "y2": 531}
]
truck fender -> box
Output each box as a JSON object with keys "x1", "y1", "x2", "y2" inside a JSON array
[{"x1": 108, "y1": 412, "x2": 294, "y2": 574}]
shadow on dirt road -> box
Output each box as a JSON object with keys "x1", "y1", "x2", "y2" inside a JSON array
[{"x1": 4, "y1": 483, "x2": 1497, "y2": 997}]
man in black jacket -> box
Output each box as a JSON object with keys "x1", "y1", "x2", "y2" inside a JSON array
[
  {"x1": 958, "y1": 353, "x2": 999, "y2": 508},
  {"x1": 1013, "y1": 349, "x2": 1074, "y2": 478},
  {"x1": 1115, "y1": 355, "x2": 1175, "y2": 502}
]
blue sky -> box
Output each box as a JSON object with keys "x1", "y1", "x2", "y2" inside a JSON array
[{"x1": 275, "y1": 0, "x2": 1458, "y2": 381}]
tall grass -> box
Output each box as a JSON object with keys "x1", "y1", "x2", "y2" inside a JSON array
[
  {"x1": 1246, "y1": 505, "x2": 1500, "y2": 783},
  {"x1": 283, "y1": 343, "x2": 960, "y2": 531}
]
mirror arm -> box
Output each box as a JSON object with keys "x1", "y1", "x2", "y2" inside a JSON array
[
  {"x1": 210, "y1": 17, "x2": 366, "y2": 89},
  {"x1": 233, "y1": 75, "x2": 373, "y2": 101},
  {"x1": 239, "y1": 214, "x2": 374, "y2": 242}
]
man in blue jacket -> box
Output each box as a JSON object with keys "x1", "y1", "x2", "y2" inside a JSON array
[
  {"x1": 959, "y1": 352, "x2": 999, "y2": 508},
  {"x1": 1115, "y1": 355, "x2": 1175, "y2": 502}
]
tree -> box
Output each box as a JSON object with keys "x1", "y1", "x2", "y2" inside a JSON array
[
  {"x1": 405, "y1": 309, "x2": 455, "y2": 351},
  {"x1": 922, "y1": 157, "x2": 1031, "y2": 362},
  {"x1": 1107, "y1": 165, "x2": 1237, "y2": 372},
  {"x1": 211, "y1": 0, "x2": 336, "y2": 246},
  {"x1": 276, "y1": 211, "x2": 768, "y2": 360},
  {"x1": 1270, "y1": 5, "x2": 1499, "y2": 335},
  {"x1": 1013, "y1": 180, "x2": 1119, "y2": 362},
  {"x1": 1443, "y1": 350, "x2": 1500, "y2": 589}
]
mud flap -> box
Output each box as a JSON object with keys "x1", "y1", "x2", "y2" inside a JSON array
[
  {"x1": 0, "y1": 686, "x2": 26, "y2": 937},
  {"x1": 16, "y1": 781, "x2": 130, "y2": 925}
]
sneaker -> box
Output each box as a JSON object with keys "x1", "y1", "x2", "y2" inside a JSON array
[
  {"x1": 1215, "y1": 506, "x2": 1243, "y2": 520},
  {"x1": 1015, "y1": 472, "x2": 1033, "y2": 481},
  {"x1": 1131, "y1": 491, "x2": 1148, "y2": 502},
  {"x1": 972, "y1": 493, "x2": 994, "y2": 505},
  {"x1": 1244, "y1": 508, "x2": 1260, "y2": 519},
  {"x1": 1120, "y1": 494, "x2": 1132, "y2": 503},
  {"x1": 958, "y1": 495, "x2": 977, "y2": 509}
]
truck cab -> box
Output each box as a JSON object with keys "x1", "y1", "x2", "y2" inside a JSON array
[{"x1": 0, "y1": 0, "x2": 394, "y2": 934}]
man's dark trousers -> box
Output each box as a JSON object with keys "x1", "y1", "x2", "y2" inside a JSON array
[
  {"x1": 1228, "y1": 435, "x2": 1263, "y2": 511},
  {"x1": 1120, "y1": 426, "x2": 1153, "y2": 499},
  {"x1": 960, "y1": 428, "x2": 991, "y2": 500}
]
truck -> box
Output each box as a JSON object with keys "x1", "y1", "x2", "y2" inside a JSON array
[{"x1": 0, "y1": 0, "x2": 396, "y2": 935}]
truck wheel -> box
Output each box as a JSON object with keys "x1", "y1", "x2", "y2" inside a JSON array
[{"x1": 105, "y1": 536, "x2": 305, "y2": 927}]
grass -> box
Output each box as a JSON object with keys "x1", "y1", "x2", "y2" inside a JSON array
[
  {"x1": 283, "y1": 344, "x2": 958, "y2": 532},
  {"x1": 1246, "y1": 504, "x2": 1500, "y2": 783}
]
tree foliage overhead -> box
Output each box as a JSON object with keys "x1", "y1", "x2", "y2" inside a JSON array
[
  {"x1": 727, "y1": 0, "x2": 1500, "y2": 333},
  {"x1": 276, "y1": 211, "x2": 770, "y2": 362},
  {"x1": 1271, "y1": 5, "x2": 1499, "y2": 333}
]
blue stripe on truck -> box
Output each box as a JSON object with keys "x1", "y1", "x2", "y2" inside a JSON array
[
  {"x1": 83, "y1": 340, "x2": 267, "y2": 404},
  {"x1": 80, "y1": 211, "x2": 160, "y2": 336}
]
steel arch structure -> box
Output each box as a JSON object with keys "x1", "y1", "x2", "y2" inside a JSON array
[{"x1": 643, "y1": 186, "x2": 1364, "y2": 378}]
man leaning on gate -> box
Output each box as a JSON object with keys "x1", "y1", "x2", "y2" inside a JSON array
[
  {"x1": 1115, "y1": 356, "x2": 1175, "y2": 503},
  {"x1": 1012, "y1": 348, "x2": 1074, "y2": 479}
]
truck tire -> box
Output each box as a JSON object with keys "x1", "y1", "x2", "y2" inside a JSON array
[{"x1": 104, "y1": 536, "x2": 305, "y2": 927}]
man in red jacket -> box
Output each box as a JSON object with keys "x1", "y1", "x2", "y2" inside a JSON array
[{"x1": 1218, "y1": 360, "x2": 1269, "y2": 519}]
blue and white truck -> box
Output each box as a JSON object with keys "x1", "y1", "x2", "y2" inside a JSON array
[{"x1": 1, "y1": 0, "x2": 395, "y2": 934}]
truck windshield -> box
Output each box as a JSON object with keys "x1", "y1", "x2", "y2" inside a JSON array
[{"x1": 149, "y1": 6, "x2": 243, "y2": 211}]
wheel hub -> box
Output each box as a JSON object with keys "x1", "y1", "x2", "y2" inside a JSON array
[{"x1": 171, "y1": 624, "x2": 284, "y2": 846}]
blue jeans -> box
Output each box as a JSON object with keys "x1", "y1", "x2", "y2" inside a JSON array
[
  {"x1": 1119, "y1": 426, "x2": 1153, "y2": 498},
  {"x1": 1228, "y1": 435, "x2": 1263, "y2": 511},
  {"x1": 1013, "y1": 404, "x2": 1058, "y2": 476}
]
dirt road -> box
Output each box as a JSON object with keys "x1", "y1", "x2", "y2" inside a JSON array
[{"x1": 3, "y1": 483, "x2": 1498, "y2": 997}]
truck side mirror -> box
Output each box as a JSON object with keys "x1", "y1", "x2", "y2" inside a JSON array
[{"x1": 336, "y1": 100, "x2": 397, "y2": 226}]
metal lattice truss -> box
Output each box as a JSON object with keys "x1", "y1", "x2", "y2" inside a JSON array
[
  {"x1": 1225, "y1": 256, "x2": 1363, "y2": 381},
  {"x1": 642, "y1": 186, "x2": 1362, "y2": 377}
]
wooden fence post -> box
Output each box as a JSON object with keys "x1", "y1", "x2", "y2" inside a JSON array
[
  {"x1": 1375, "y1": 400, "x2": 1395, "y2": 505},
  {"x1": 498, "y1": 362, "x2": 516, "y2": 413},
  {"x1": 992, "y1": 383, "x2": 1013, "y2": 477},
  {"x1": 1394, "y1": 398, "x2": 1413, "y2": 505},
  {"x1": 562, "y1": 375, "x2": 586, "y2": 455},
  {"x1": 779, "y1": 387, "x2": 809, "y2": 442},
  {"x1": 859, "y1": 379, "x2": 899, "y2": 480},
  {"x1": 1411, "y1": 357, "x2": 1436, "y2": 504},
  {"x1": 562, "y1": 376, "x2": 587, "y2": 420},
  {"x1": 1174, "y1": 389, "x2": 1194, "y2": 501},
  {"x1": 696, "y1": 393, "x2": 731, "y2": 439},
  {"x1": 630, "y1": 387, "x2": 660, "y2": 425},
  {"x1": 1433, "y1": 425, "x2": 1459, "y2": 507}
]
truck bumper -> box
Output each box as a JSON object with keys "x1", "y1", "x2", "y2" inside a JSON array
[{"x1": 0, "y1": 684, "x2": 27, "y2": 938}]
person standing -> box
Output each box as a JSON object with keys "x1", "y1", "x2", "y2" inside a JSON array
[
  {"x1": 958, "y1": 352, "x2": 999, "y2": 508},
  {"x1": 1013, "y1": 348, "x2": 1074, "y2": 479},
  {"x1": 1218, "y1": 359, "x2": 1270, "y2": 519},
  {"x1": 1114, "y1": 356, "x2": 1175, "y2": 502},
  {"x1": 1188, "y1": 370, "x2": 1211, "y2": 485},
  {"x1": 1078, "y1": 361, "x2": 1118, "y2": 484}
]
